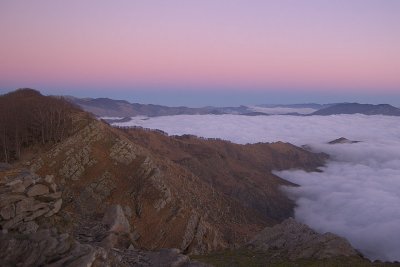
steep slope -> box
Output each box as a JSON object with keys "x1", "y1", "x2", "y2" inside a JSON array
[
  {"x1": 24, "y1": 116, "x2": 274, "y2": 253},
  {"x1": 0, "y1": 166, "x2": 207, "y2": 266},
  {"x1": 247, "y1": 218, "x2": 360, "y2": 260},
  {"x1": 312, "y1": 103, "x2": 400, "y2": 116},
  {"x1": 194, "y1": 219, "x2": 398, "y2": 267},
  {"x1": 10, "y1": 97, "x2": 325, "y2": 254},
  {"x1": 122, "y1": 128, "x2": 327, "y2": 223}
]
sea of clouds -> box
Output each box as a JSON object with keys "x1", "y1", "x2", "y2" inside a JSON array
[
  {"x1": 247, "y1": 106, "x2": 317, "y2": 115},
  {"x1": 113, "y1": 114, "x2": 400, "y2": 261}
]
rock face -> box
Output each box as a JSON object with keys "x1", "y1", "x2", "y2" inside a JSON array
[
  {"x1": 125, "y1": 128, "x2": 328, "y2": 223},
  {"x1": 0, "y1": 169, "x2": 62, "y2": 233},
  {"x1": 103, "y1": 205, "x2": 131, "y2": 233},
  {"x1": 23, "y1": 110, "x2": 328, "y2": 254},
  {"x1": 0, "y1": 228, "x2": 206, "y2": 267},
  {"x1": 247, "y1": 218, "x2": 360, "y2": 260},
  {"x1": 0, "y1": 168, "x2": 207, "y2": 267}
]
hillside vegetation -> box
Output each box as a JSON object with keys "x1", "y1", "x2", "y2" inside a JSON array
[{"x1": 0, "y1": 89, "x2": 81, "y2": 162}]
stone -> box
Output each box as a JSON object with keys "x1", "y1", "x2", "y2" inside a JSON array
[
  {"x1": 18, "y1": 221, "x2": 39, "y2": 234},
  {"x1": 44, "y1": 175, "x2": 54, "y2": 184},
  {"x1": 27, "y1": 184, "x2": 49, "y2": 197},
  {"x1": 42, "y1": 191, "x2": 62, "y2": 200},
  {"x1": 15, "y1": 198, "x2": 35, "y2": 214},
  {"x1": 53, "y1": 199, "x2": 62, "y2": 213},
  {"x1": 11, "y1": 182, "x2": 26, "y2": 193},
  {"x1": 22, "y1": 176, "x2": 34, "y2": 188},
  {"x1": 24, "y1": 207, "x2": 50, "y2": 221},
  {"x1": 0, "y1": 204, "x2": 15, "y2": 220},
  {"x1": 32, "y1": 203, "x2": 49, "y2": 211},
  {"x1": 181, "y1": 213, "x2": 200, "y2": 251},
  {"x1": 130, "y1": 230, "x2": 140, "y2": 241},
  {"x1": 49, "y1": 183, "x2": 57, "y2": 193},
  {"x1": 2, "y1": 213, "x2": 25, "y2": 229},
  {"x1": 6, "y1": 179, "x2": 23, "y2": 187},
  {"x1": 124, "y1": 205, "x2": 132, "y2": 218},
  {"x1": 100, "y1": 232, "x2": 120, "y2": 249},
  {"x1": 38, "y1": 191, "x2": 62, "y2": 202},
  {"x1": 102, "y1": 205, "x2": 131, "y2": 233},
  {"x1": 0, "y1": 194, "x2": 26, "y2": 208}
]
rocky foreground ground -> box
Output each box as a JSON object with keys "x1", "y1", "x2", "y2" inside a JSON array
[
  {"x1": 3, "y1": 164, "x2": 397, "y2": 267},
  {"x1": 0, "y1": 165, "x2": 208, "y2": 266}
]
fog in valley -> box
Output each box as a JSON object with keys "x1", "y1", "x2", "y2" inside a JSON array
[{"x1": 113, "y1": 114, "x2": 400, "y2": 261}]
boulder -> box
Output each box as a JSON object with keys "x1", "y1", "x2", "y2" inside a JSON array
[
  {"x1": 15, "y1": 198, "x2": 35, "y2": 214},
  {"x1": 18, "y1": 221, "x2": 39, "y2": 234},
  {"x1": 11, "y1": 182, "x2": 26, "y2": 193},
  {"x1": 27, "y1": 184, "x2": 49, "y2": 197},
  {"x1": 24, "y1": 207, "x2": 50, "y2": 221},
  {"x1": 102, "y1": 205, "x2": 131, "y2": 234},
  {"x1": 53, "y1": 199, "x2": 63, "y2": 213},
  {"x1": 44, "y1": 175, "x2": 54, "y2": 184},
  {"x1": 0, "y1": 204, "x2": 15, "y2": 220},
  {"x1": 0, "y1": 194, "x2": 25, "y2": 208},
  {"x1": 22, "y1": 176, "x2": 34, "y2": 188}
]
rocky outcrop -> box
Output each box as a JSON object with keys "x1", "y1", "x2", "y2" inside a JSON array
[
  {"x1": 27, "y1": 119, "x2": 253, "y2": 253},
  {"x1": 0, "y1": 170, "x2": 62, "y2": 234},
  {"x1": 247, "y1": 218, "x2": 360, "y2": 260},
  {"x1": 0, "y1": 227, "x2": 208, "y2": 267},
  {"x1": 0, "y1": 168, "x2": 208, "y2": 267},
  {"x1": 24, "y1": 114, "x2": 329, "y2": 254},
  {"x1": 328, "y1": 137, "x2": 361, "y2": 144},
  {"x1": 0, "y1": 228, "x2": 107, "y2": 267}
]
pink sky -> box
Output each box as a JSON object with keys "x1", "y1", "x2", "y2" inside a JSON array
[{"x1": 0, "y1": 0, "x2": 399, "y2": 104}]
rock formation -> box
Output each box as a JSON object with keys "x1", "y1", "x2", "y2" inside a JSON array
[
  {"x1": 25, "y1": 115, "x2": 328, "y2": 254},
  {"x1": 247, "y1": 218, "x2": 360, "y2": 260},
  {"x1": 0, "y1": 168, "x2": 207, "y2": 267},
  {"x1": 0, "y1": 170, "x2": 62, "y2": 234}
]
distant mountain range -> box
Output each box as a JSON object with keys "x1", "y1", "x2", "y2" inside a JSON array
[
  {"x1": 66, "y1": 96, "x2": 400, "y2": 117},
  {"x1": 311, "y1": 103, "x2": 400, "y2": 116},
  {"x1": 66, "y1": 96, "x2": 251, "y2": 117}
]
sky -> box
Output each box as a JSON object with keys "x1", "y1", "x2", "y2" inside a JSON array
[{"x1": 1, "y1": 0, "x2": 400, "y2": 106}]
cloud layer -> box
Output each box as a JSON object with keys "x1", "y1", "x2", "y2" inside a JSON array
[
  {"x1": 247, "y1": 106, "x2": 317, "y2": 114},
  {"x1": 114, "y1": 114, "x2": 400, "y2": 261}
]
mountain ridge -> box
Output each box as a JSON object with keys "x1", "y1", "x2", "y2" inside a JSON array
[
  {"x1": 66, "y1": 95, "x2": 400, "y2": 118},
  {"x1": 311, "y1": 103, "x2": 400, "y2": 116}
]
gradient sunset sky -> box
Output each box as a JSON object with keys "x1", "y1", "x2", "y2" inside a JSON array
[{"x1": 1, "y1": 0, "x2": 399, "y2": 106}]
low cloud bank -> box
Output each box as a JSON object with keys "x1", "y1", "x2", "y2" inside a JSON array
[
  {"x1": 114, "y1": 114, "x2": 400, "y2": 261},
  {"x1": 247, "y1": 106, "x2": 317, "y2": 114}
]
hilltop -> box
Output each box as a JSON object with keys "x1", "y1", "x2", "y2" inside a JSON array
[{"x1": 312, "y1": 103, "x2": 400, "y2": 116}]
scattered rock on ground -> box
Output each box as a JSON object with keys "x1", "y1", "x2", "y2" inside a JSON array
[{"x1": 247, "y1": 218, "x2": 360, "y2": 260}]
